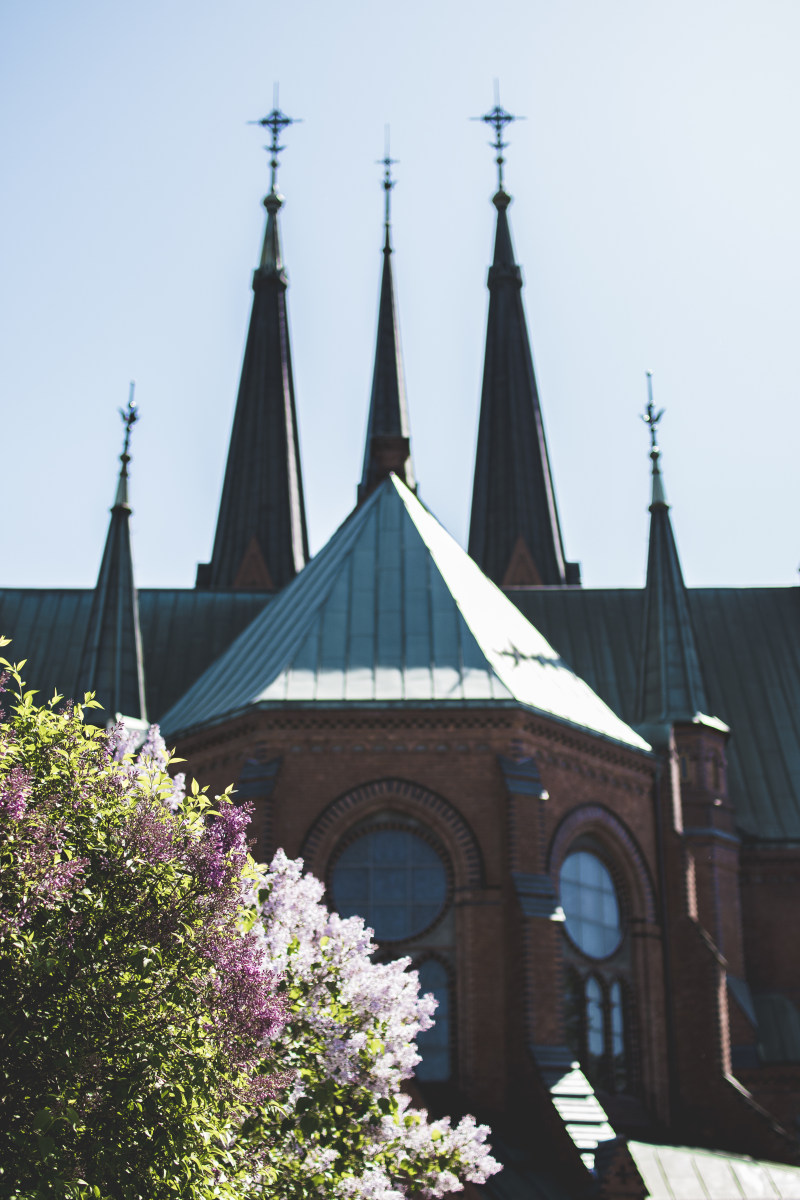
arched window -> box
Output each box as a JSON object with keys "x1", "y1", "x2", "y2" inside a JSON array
[
  {"x1": 558, "y1": 846, "x2": 631, "y2": 1096},
  {"x1": 331, "y1": 827, "x2": 448, "y2": 942},
  {"x1": 328, "y1": 813, "x2": 456, "y2": 1084},
  {"x1": 415, "y1": 959, "x2": 451, "y2": 1082},
  {"x1": 560, "y1": 851, "x2": 622, "y2": 959}
]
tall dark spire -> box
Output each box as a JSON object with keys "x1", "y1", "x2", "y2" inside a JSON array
[
  {"x1": 199, "y1": 100, "x2": 308, "y2": 590},
  {"x1": 75, "y1": 387, "x2": 147, "y2": 721},
  {"x1": 635, "y1": 376, "x2": 712, "y2": 732},
  {"x1": 468, "y1": 99, "x2": 578, "y2": 587},
  {"x1": 357, "y1": 133, "x2": 415, "y2": 504}
]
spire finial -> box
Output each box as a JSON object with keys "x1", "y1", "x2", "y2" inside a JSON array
[
  {"x1": 377, "y1": 125, "x2": 397, "y2": 249},
  {"x1": 473, "y1": 81, "x2": 524, "y2": 193},
  {"x1": 114, "y1": 381, "x2": 138, "y2": 509},
  {"x1": 641, "y1": 371, "x2": 667, "y2": 507},
  {"x1": 250, "y1": 85, "x2": 301, "y2": 194}
]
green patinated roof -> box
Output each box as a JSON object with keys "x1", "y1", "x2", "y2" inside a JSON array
[
  {"x1": 159, "y1": 476, "x2": 650, "y2": 751},
  {"x1": 626, "y1": 1140, "x2": 800, "y2": 1199},
  {"x1": 4, "y1": 559, "x2": 798, "y2": 841},
  {"x1": 0, "y1": 588, "x2": 272, "y2": 720},
  {"x1": 513, "y1": 586, "x2": 800, "y2": 841}
]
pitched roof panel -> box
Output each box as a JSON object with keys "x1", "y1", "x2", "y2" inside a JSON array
[
  {"x1": 513, "y1": 586, "x2": 800, "y2": 841},
  {"x1": 0, "y1": 588, "x2": 271, "y2": 721},
  {"x1": 160, "y1": 477, "x2": 648, "y2": 752}
]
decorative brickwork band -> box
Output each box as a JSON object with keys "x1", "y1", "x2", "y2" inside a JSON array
[{"x1": 300, "y1": 778, "x2": 483, "y2": 888}]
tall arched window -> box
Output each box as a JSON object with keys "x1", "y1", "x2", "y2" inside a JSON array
[
  {"x1": 558, "y1": 846, "x2": 631, "y2": 1096},
  {"x1": 415, "y1": 959, "x2": 451, "y2": 1082},
  {"x1": 328, "y1": 812, "x2": 455, "y2": 1083}
]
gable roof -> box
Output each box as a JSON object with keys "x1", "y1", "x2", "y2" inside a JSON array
[{"x1": 160, "y1": 476, "x2": 649, "y2": 753}]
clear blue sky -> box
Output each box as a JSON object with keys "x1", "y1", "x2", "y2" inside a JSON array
[{"x1": 2, "y1": 0, "x2": 798, "y2": 590}]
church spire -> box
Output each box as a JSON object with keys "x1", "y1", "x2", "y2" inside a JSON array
[
  {"x1": 468, "y1": 98, "x2": 578, "y2": 587},
  {"x1": 635, "y1": 376, "x2": 711, "y2": 732},
  {"x1": 199, "y1": 99, "x2": 308, "y2": 590},
  {"x1": 75, "y1": 387, "x2": 147, "y2": 721},
  {"x1": 357, "y1": 132, "x2": 415, "y2": 504}
]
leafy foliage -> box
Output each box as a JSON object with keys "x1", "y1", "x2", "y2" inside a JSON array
[{"x1": 0, "y1": 642, "x2": 286, "y2": 1200}]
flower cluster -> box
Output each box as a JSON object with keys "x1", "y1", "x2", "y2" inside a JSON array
[
  {"x1": 257, "y1": 850, "x2": 501, "y2": 1199},
  {"x1": 260, "y1": 851, "x2": 436, "y2": 1089},
  {"x1": 0, "y1": 764, "x2": 31, "y2": 819},
  {"x1": 112, "y1": 719, "x2": 186, "y2": 809}
]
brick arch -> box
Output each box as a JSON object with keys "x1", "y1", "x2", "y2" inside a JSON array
[
  {"x1": 300, "y1": 778, "x2": 484, "y2": 889},
  {"x1": 547, "y1": 804, "x2": 657, "y2": 925}
]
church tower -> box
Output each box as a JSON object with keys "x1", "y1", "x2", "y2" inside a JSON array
[
  {"x1": 197, "y1": 105, "x2": 308, "y2": 591},
  {"x1": 358, "y1": 142, "x2": 416, "y2": 504},
  {"x1": 468, "y1": 103, "x2": 579, "y2": 587},
  {"x1": 74, "y1": 388, "x2": 147, "y2": 721}
]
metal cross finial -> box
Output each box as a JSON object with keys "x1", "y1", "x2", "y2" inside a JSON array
[
  {"x1": 377, "y1": 125, "x2": 398, "y2": 228},
  {"x1": 119, "y1": 380, "x2": 139, "y2": 459},
  {"x1": 250, "y1": 85, "x2": 301, "y2": 192},
  {"x1": 641, "y1": 371, "x2": 664, "y2": 455},
  {"x1": 473, "y1": 83, "x2": 523, "y2": 192}
]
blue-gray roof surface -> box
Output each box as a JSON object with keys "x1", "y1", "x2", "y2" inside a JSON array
[
  {"x1": 512, "y1": 586, "x2": 800, "y2": 841},
  {"x1": 159, "y1": 477, "x2": 650, "y2": 752},
  {"x1": 625, "y1": 1140, "x2": 800, "y2": 1199},
  {"x1": 4, "y1": 544, "x2": 797, "y2": 841},
  {"x1": 0, "y1": 588, "x2": 271, "y2": 721}
]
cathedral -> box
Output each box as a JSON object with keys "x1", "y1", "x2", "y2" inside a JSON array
[{"x1": 3, "y1": 103, "x2": 800, "y2": 1199}]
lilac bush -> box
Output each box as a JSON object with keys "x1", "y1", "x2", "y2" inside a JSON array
[
  {"x1": 0, "y1": 643, "x2": 286, "y2": 1199},
  {"x1": 256, "y1": 850, "x2": 501, "y2": 1199},
  {"x1": 0, "y1": 631, "x2": 499, "y2": 1198}
]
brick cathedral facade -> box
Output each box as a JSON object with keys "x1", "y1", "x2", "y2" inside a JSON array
[{"x1": 4, "y1": 105, "x2": 800, "y2": 1197}]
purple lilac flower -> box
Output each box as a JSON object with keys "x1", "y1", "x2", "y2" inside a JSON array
[
  {"x1": 0, "y1": 767, "x2": 31, "y2": 819},
  {"x1": 194, "y1": 802, "x2": 252, "y2": 889}
]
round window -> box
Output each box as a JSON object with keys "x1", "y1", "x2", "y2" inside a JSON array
[
  {"x1": 331, "y1": 828, "x2": 448, "y2": 942},
  {"x1": 559, "y1": 850, "x2": 622, "y2": 958}
]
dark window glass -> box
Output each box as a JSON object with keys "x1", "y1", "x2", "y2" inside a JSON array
[
  {"x1": 564, "y1": 969, "x2": 583, "y2": 1063},
  {"x1": 332, "y1": 829, "x2": 447, "y2": 941},
  {"x1": 560, "y1": 851, "x2": 622, "y2": 958},
  {"x1": 610, "y1": 980, "x2": 627, "y2": 1092},
  {"x1": 586, "y1": 976, "x2": 605, "y2": 1059},
  {"x1": 415, "y1": 959, "x2": 450, "y2": 1081}
]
